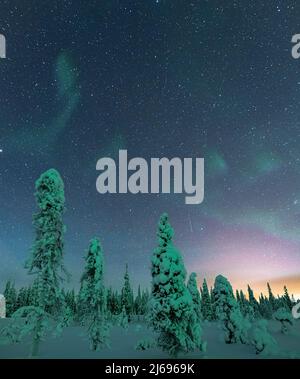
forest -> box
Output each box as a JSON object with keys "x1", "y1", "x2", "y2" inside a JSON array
[{"x1": 0, "y1": 168, "x2": 298, "y2": 358}]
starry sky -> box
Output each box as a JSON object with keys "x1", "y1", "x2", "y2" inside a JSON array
[{"x1": 1, "y1": 0, "x2": 300, "y2": 298}]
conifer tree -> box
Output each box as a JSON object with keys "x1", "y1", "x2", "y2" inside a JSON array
[
  {"x1": 141, "y1": 288, "x2": 149, "y2": 316},
  {"x1": 118, "y1": 305, "x2": 129, "y2": 329},
  {"x1": 3, "y1": 281, "x2": 17, "y2": 317},
  {"x1": 134, "y1": 285, "x2": 143, "y2": 318},
  {"x1": 200, "y1": 279, "x2": 213, "y2": 321},
  {"x1": 78, "y1": 238, "x2": 109, "y2": 350},
  {"x1": 213, "y1": 275, "x2": 249, "y2": 344},
  {"x1": 16, "y1": 287, "x2": 28, "y2": 310},
  {"x1": 259, "y1": 294, "x2": 273, "y2": 319},
  {"x1": 283, "y1": 286, "x2": 293, "y2": 310},
  {"x1": 106, "y1": 287, "x2": 113, "y2": 315},
  {"x1": 250, "y1": 319, "x2": 277, "y2": 355},
  {"x1": 273, "y1": 307, "x2": 294, "y2": 334},
  {"x1": 150, "y1": 213, "x2": 205, "y2": 357},
  {"x1": 121, "y1": 264, "x2": 134, "y2": 321},
  {"x1": 238, "y1": 290, "x2": 250, "y2": 317},
  {"x1": 187, "y1": 273, "x2": 202, "y2": 322},
  {"x1": 65, "y1": 289, "x2": 77, "y2": 316},
  {"x1": 247, "y1": 285, "x2": 260, "y2": 319},
  {"x1": 1, "y1": 169, "x2": 67, "y2": 357},
  {"x1": 267, "y1": 283, "x2": 276, "y2": 311}
]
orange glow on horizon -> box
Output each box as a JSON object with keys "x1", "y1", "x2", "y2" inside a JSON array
[{"x1": 200, "y1": 275, "x2": 300, "y2": 300}]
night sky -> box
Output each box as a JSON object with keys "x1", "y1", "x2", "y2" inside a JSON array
[{"x1": 1, "y1": 0, "x2": 300, "y2": 297}]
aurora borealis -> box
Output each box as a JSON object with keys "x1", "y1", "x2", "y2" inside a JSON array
[{"x1": 1, "y1": 1, "x2": 300, "y2": 298}]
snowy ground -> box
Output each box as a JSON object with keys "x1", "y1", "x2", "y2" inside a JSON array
[{"x1": 0, "y1": 319, "x2": 299, "y2": 359}]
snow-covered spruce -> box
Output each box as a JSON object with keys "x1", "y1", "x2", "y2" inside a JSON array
[
  {"x1": 78, "y1": 238, "x2": 109, "y2": 350},
  {"x1": 149, "y1": 213, "x2": 206, "y2": 357},
  {"x1": 187, "y1": 272, "x2": 202, "y2": 322},
  {"x1": 2, "y1": 169, "x2": 68, "y2": 357},
  {"x1": 213, "y1": 275, "x2": 249, "y2": 344},
  {"x1": 118, "y1": 305, "x2": 129, "y2": 330},
  {"x1": 200, "y1": 278, "x2": 213, "y2": 321},
  {"x1": 250, "y1": 319, "x2": 277, "y2": 355},
  {"x1": 273, "y1": 307, "x2": 294, "y2": 334},
  {"x1": 121, "y1": 264, "x2": 134, "y2": 322}
]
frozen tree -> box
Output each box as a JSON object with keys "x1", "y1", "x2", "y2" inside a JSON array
[
  {"x1": 273, "y1": 307, "x2": 294, "y2": 334},
  {"x1": 267, "y1": 282, "x2": 277, "y2": 311},
  {"x1": 78, "y1": 238, "x2": 109, "y2": 350},
  {"x1": 141, "y1": 288, "x2": 150, "y2": 315},
  {"x1": 213, "y1": 275, "x2": 249, "y2": 344},
  {"x1": 27, "y1": 279, "x2": 39, "y2": 307},
  {"x1": 134, "y1": 285, "x2": 143, "y2": 319},
  {"x1": 150, "y1": 213, "x2": 206, "y2": 357},
  {"x1": 187, "y1": 272, "x2": 202, "y2": 322},
  {"x1": 250, "y1": 319, "x2": 277, "y2": 355},
  {"x1": 283, "y1": 286, "x2": 293, "y2": 310},
  {"x1": 16, "y1": 287, "x2": 29, "y2": 310},
  {"x1": 65, "y1": 289, "x2": 77, "y2": 317},
  {"x1": 259, "y1": 294, "x2": 273, "y2": 319},
  {"x1": 237, "y1": 290, "x2": 250, "y2": 317},
  {"x1": 121, "y1": 264, "x2": 134, "y2": 321},
  {"x1": 1, "y1": 169, "x2": 67, "y2": 357},
  {"x1": 3, "y1": 281, "x2": 17, "y2": 317},
  {"x1": 27, "y1": 169, "x2": 67, "y2": 315},
  {"x1": 201, "y1": 280, "x2": 213, "y2": 321},
  {"x1": 118, "y1": 305, "x2": 129, "y2": 330},
  {"x1": 247, "y1": 285, "x2": 261, "y2": 319}
]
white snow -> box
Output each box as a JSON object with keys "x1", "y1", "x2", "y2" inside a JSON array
[{"x1": 0, "y1": 319, "x2": 300, "y2": 358}]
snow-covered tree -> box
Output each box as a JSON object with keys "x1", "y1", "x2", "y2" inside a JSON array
[
  {"x1": 141, "y1": 288, "x2": 150, "y2": 315},
  {"x1": 1, "y1": 169, "x2": 67, "y2": 357},
  {"x1": 282, "y1": 286, "x2": 293, "y2": 310},
  {"x1": 213, "y1": 275, "x2": 249, "y2": 344},
  {"x1": 258, "y1": 294, "x2": 273, "y2": 319},
  {"x1": 273, "y1": 307, "x2": 294, "y2": 334},
  {"x1": 78, "y1": 238, "x2": 109, "y2": 350},
  {"x1": 250, "y1": 319, "x2": 277, "y2": 355},
  {"x1": 27, "y1": 279, "x2": 39, "y2": 307},
  {"x1": 121, "y1": 264, "x2": 134, "y2": 321},
  {"x1": 187, "y1": 272, "x2": 202, "y2": 322},
  {"x1": 65, "y1": 289, "x2": 77, "y2": 317},
  {"x1": 25, "y1": 169, "x2": 67, "y2": 315},
  {"x1": 267, "y1": 282, "x2": 277, "y2": 311},
  {"x1": 16, "y1": 287, "x2": 29, "y2": 310},
  {"x1": 134, "y1": 285, "x2": 143, "y2": 319},
  {"x1": 118, "y1": 305, "x2": 129, "y2": 330},
  {"x1": 150, "y1": 213, "x2": 206, "y2": 357},
  {"x1": 247, "y1": 285, "x2": 260, "y2": 319},
  {"x1": 237, "y1": 290, "x2": 250, "y2": 317},
  {"x1": 3, "y1": 281, "x2": 17, "y2": 317},
  {"x1": 200, "y1": 279, "x2": 213, "y2": 321}
]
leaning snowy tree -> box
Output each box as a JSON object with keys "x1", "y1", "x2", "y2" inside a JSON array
[
  {"x1": 1, "y1": 169, "x2": 67, "y2": 357},
  {"x1": 149, "y1": 213, "x2": 206, "y2": 357},
  {"x1": 78, "y1": 238, "x2": 109, "y2": 350},
  {"x1": 213, "y1": 275, "x2": 250, "y2": 344}
]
